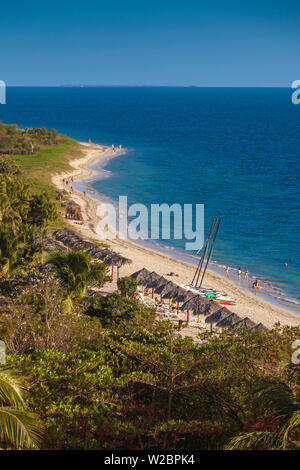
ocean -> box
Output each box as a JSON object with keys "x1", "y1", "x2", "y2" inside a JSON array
[{"x1": 1, "y1": 86, "x2": 300, "y2": 311}]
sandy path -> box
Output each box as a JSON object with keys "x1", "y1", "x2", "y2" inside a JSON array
[{"x1": 51, "y1": 143, "x2": 300, "y2": 329}]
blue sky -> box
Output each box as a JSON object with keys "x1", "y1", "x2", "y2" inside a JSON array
[{"x1": 1, "y1": 0, "x2": 299, "y2": 86}]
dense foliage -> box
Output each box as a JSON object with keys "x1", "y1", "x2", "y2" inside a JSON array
[
  {"x1": 5, "y1": 322, "x2": 299, "y2": 450},
  {"x1": 45, "y1": 250, "x2": 110, "y2": 301},
  {"x1": 0, "y1": 155, "x2": 21, "y2": 175},
  {"x1": 1, "y1": 269, "x2": 299, "y2": 450},
  {"x1": 0, "y1": 121, "x2": 62, "y2": 155},
  {"x1": 84, "y1": 292, "x2": 155, "y2": 329},
  {"x1": 0, "y1": 366, "x2": 43, "y2": 449},
  {"x1": 0, "y1": 175, "x2": 57, "y2": 274},
  {"x1": 117, "y1": 276, "x2": 138, "y2": 298}
]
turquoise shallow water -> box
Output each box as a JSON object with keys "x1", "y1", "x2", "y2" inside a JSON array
[{"x1": 1, "y1": 87, "x2": 300, "y2": 310}]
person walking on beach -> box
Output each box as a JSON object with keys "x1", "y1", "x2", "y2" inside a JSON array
[
  {"x1": 244, "y1": 269, "x2": 249, "y2": 280},
  {"x1": 237, "y1": 267, "x2": 242, "y2": 282},
  {"x1": 225, "y1": 266, "x2": 229, "y2": 277},
  {"x1": 83, "y1": 191, "x2": 86, "y2": 197}
]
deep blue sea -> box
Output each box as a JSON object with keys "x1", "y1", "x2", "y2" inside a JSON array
[{"x1": 1, "y1": 87, "x2": 300, "y2": 310}]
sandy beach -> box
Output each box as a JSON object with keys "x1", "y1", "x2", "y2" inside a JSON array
[{"x1": 51, "y1": 142, "x2": 300, "y2": 329}]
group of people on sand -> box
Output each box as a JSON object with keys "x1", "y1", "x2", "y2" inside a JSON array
[
  {"x1": 237, "y1": 267, "x2": 248, "y2": 282},
  {"x1": 225, "y1": 265, "x2": 261, "y2": 291},
  {"x1": 62, "y1": 176, "x2": 74, "y2": 194},
  {"x1": 225, "y1": 265, "x2": 247, "y2": 279},
  {"x1": 111, "y1": 144, "x2": 122, "y2": 153},
  {"x1": 226, "y1": 261, "x2": 289, "y2": 293},
  {"x1": 138, "y1": 289, "x2": 179, "y2": 313}
]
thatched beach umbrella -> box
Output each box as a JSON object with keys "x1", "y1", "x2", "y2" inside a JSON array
[
  {"x1": 174, "y1": 289, "x2": 195, "y2": 304},
  {"x1": 86, "y1": 246, "x2": 103, "y2": 256},
  {"x1": 144, "y1": 271, "x2": 163, "y2": 288},
  {"x1": 53, "y1": 229, "x2": 131, "y2": 267},
  {"x1": 42, "y1": 236, "x2": 67, "y2": 253},
  {"x1": 181, "y1": 295, "x2": 210, "y2": 313},
  {"x1": 161, "y1": 285, "x2": 186, "y2": 300},
  {"x1": 61, "y1": 200, "x2": 81, "y2": 208},
  {"x1": 233, "y1": 317, "x2": 256, "y2": 330},
  {"x1": 80, "y1": 241, "x2": 96, "y2": 251},
  {"x1": 151, "y1": 276, "x2": 169, "y2": 290},
  {"x1": 92, "y1": 249, "x2": 111, "y2": 262},
  {"x1": 109, "y1": 253, "x2": 128, "y2": 268},
  {"x1": 202, "y1": 301, "x2": 222, "y2": 317},
  {"x1": 156, "y1": 281, "x2": 177, "y2": 297},
  {"x1": 54, "y1": 229, "x2": 81, "y2": 242},
  {"x1": 205, "y1": 307, "x2": 233, "y2": 324},
  {"x1": 215, "y1": 313, "x2": 242, "y2": 328},
  {"x1": 130, "y1": 268, "x2": 152, "y2": 284}
]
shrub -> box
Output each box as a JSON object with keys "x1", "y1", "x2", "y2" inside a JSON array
[{"x1": 117, "y1": 276, "x2": 138, "y2": 298}]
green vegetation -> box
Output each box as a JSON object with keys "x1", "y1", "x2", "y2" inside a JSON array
[
  {"x1": 45, "y1": 250, "x2": 110, "y2": 311},
  {"x1": 4, "y1": 318, "x2": 299, "y2": 450},
  {"x1": 0, "y1": 122, "x2": 83, "y2": 234},
  {"x1": 12, "y1": 141, "x2": 82, "y2": 195},
  {"x1": 227, "y1": 364, "x2": 300, "y2": 450},
  {"x1": 0, "y1": 122, "x2": 299, "y2": 450},
  {"x1": 0, "y1": 175, "x2": 57, "y2": 275},
  {"x1": 85, "y1": 292, "x2": 155, "y2": 329},
  {"x1": 0, "y1": 121, "x2": 62, "y2": 155},
  {"x1": 0, "y1": 366, "x2": 43, "y2": 449},
  {"x1": 0, "y1": 155, "x2": 21, "y2": 176},
  {"x1": 117, "y1": 275, "x2": 138, "y2": 298}
]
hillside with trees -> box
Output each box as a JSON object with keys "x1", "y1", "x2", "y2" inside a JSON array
[{"x1": 0, "y1": 121, "x2": 63, "y2": 155}]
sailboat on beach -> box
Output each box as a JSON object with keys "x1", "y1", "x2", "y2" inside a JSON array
[{"x1": 186, "y1": 218, "x2": 237, "y2": 306}]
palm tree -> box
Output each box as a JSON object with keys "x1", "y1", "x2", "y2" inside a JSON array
[
  {"x1": 46, "y1": 250, "x2": 110, "y2": 301},
  {"x1": 0, "y1": 226, "x2": 18, "y2": 275},
  {"x1": 0, "y1": 177, "x2": 51, "y2": 273},
  {"x1": 226, "y1": 365, "x2": 300, "y2": 450},
  {"x1": 0, "y1": 365, "x2": 43, "y2": 449},
  {"x1": 0, "y1": 177, "x2": 31, "y2": 231}
]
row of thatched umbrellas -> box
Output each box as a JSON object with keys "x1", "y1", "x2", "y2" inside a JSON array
[
  {"x1": 131, "y1": 268, "x2": 267, "y2": 331},
  {"x1": 42, "y1": 236, "x2": 68, "y2": 253},
  {"x1": 53, "y1": 229, "x2": 131, "y2": 268}
]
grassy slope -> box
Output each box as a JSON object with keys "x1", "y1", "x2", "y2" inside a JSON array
[
  {"x1": 10, "y1": 134, "x2": 110, "y2": 245},
  {"x1": 3, "y1": 128, "x2": 109, "y2": 245},
  {"x1": 12, "y1": 137, "x2": 83, "y2": 194},
  {"x1": 11, "y1": 136, "x2": 84, "y2": 231}
]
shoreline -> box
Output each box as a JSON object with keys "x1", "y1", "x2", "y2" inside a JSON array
[{"x1": 51, "y1": 142, "x2": 300, "y2": 329}]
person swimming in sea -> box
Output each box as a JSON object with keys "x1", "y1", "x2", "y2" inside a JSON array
[
  {"x1": 252, "y1": 279, "x2": 259, "y2": 294},
  {"x1": 252, "y1": 279, "x2": 262, "y2": 292}
]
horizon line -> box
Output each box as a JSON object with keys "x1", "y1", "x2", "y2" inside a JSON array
[{"x1": 4, "y1": 85, "x2": 293, "y2": 88}]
